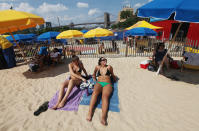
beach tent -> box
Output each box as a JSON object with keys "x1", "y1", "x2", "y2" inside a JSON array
[
  {"x1": 137, "y1": 0, "x2": 199, "y2": 74},
  {"x1": 125, "y1": 27, "x2": 157, "y2": 36},
  {"x1": 126, "y1": 20, "x2": 162, "y2": 30}
]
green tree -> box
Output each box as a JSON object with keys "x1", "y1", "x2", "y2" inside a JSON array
[{"x1": 120, "y1": 10, "x2": 133, "y2": 19}]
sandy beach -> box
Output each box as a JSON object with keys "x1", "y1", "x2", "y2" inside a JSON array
[{"x1": 0, "y1": 57, "x2": 199, "y2": 131}]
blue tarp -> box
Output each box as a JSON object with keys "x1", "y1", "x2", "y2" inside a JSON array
[
  {"x1": 81, "y1": 29, "x2": 88, "y2": 33},
  {"x1": 6, "y1": 34, "x2": 36, "y2": 42},
  {"x1": 37, "y1": 31, "x2": 60, "y2": 41},
  {"x1": 138, "y1": 0, "x2": 199, "y2": 22},
  {"x1": 36, "y1": 31, "x2": 67, "y2": 45},
  {"x1": 125, "y1": 27, "x2": 157, "y2": 36},
  {"x1": 80, "y1": 78, "x2": 120, "y2": 112}
]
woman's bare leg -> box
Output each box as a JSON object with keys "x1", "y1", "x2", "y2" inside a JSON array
[
  {"x1": 101, "y1": 84, "x2": 112, "y2": 126},
  {"x1": 57, "y1": 79, "x2": 80, "y2": 108},
  {"x1": 52, "y1": 80, "x2": 69, "y2": 110},
  {"x1": 87, "y1": 83, "x2": 102, "y2": 121}
]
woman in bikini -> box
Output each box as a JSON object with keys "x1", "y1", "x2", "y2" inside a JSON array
[
  {"x1": 52, "y1": 55, "x2": 88, "y2": 109},
  {"x1": 86, "y1": 57, "x2": 116, "y2": 126}
]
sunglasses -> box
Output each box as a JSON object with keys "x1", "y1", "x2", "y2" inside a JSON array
[{"x1": 101, "y1": 58, "x2": 107, "y2": 61}]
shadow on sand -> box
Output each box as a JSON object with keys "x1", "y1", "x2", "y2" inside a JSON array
[
  {"x1": 22, "y1": 58, "x2": 72, "y2": 79},
  {"x1": 164, "y1": 68, "x2": 199, "y2": 85}
]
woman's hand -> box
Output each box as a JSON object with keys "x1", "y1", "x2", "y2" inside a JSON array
[
  {"x1": 82, "y1": 78, "x2": 87, "y2": 82},
  {"x1": 113, "y1": 76, "x2": 117, "y2": 82},
  {"x1": 93, "y1": 78, "x2": 97, "y2": 82}
]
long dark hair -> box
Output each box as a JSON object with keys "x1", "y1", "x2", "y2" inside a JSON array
[
  {"x1": 98, "y1": 57, "x2": 106, "y2": 65},
  {"x1": 72, "y1": 55, "x2": 79, "y2": 62}
]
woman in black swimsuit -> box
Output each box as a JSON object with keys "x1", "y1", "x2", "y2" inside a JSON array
[
  {"x1": 86, "y1": 57, "x2": 116, "y2": 125},
  {"x1": 52, "y1": 55, "x2": 88, "y2": 109}
]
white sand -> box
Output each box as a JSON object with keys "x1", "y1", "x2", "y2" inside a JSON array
[{"x1": 0, "y1": 57, "x2": 199, "y2": 131}]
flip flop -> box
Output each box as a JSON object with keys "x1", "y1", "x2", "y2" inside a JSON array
[{"x1": 34, "y1": 101, "x2": 49, "y2": 116}]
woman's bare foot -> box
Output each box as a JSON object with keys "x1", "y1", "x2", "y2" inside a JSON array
[
  {"x1": 101, "y1": 118, "x2": 107, "y2": 126},
  {"x1": 52, "y1": 103, "x2": 59, "y2": 110},
  {"x1": 57, "y1": 102, "x2": 65, "y2": 109},
  {"x1": 86, "y1": 113, "x2": 92, "y2": 122}
]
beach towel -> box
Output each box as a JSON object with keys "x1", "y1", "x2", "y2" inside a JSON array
[
  {"x1": 80, "y1": 80, "x2": 120, "y2": 112},
  {"x1": 48, "y1": 85, "x2": 85, "y2": 111}
]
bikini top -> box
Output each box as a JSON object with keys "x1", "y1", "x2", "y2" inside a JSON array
[
  {"x1": 97, "y1": 67, "x2": 111, "y2": 76},
  {"x1": 77, "y1": 68, "x2": 82, "y2": 73},
  {"x1": 73, "y1": 62, "x2": 82, "y2": 73}
]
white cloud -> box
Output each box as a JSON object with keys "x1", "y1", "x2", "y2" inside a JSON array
[
  {"x1": 88, "y1": 8, "x2": 100, "y2": 16},
  {"x1": 15, "y1": 2, "x2": 35, "y2": 12},
  {"x1": 148, "y1": 0, "x2": 153, "y2": 2},
  {"x1": 133, "y1": 3, "x2": 145, "y2": 9},
  {"x1": 77, "y1": 2, "x2": 88, "y2": 8},
  {"x1": 0, "y1": 3, "x2": 12, "y2": 10},
  {"x1": 37, "y1": 2, "x2": 68, "y2": 14}
]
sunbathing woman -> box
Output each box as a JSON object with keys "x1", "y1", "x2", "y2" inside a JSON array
[
  {"x1": 52, "y1": 55, "x2": 88, "y2": 109},
  {"x1": 87, "y1": 57, "x2": 116, "y2": 125}
]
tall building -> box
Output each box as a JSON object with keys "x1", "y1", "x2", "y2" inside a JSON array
[
  {"x1": 39, "y1": 22, "x2": 52, "y2": 29},
  {"x1": 118, "y1": 0, "x2": 134, "y2": 22},
  {"x1": 118, "y1": 6, "x2": 134, "y2": 22},
  {"x1": 104, "y1": 12, "x2": 110, "y2": 28}
]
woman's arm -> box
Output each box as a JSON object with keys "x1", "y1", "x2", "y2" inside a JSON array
[
  {"x1": 109, "y1": 65, "x2": 117, "y2": 82},
  {"x1": 92, "y1": 66, "x2": 98, "y2": 81},
  {"x1": 69, "y1": 64, "x2": 86, "y2": 82}
]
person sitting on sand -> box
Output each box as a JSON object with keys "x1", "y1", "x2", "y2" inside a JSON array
[
  {"x1": 87, "y1": 57, "x2": 116, "y2": 126},
  {"x1": 152, "y1": 42, "x2": 172, "y2": 73},
  {"x1": 52, "y1": 55, "x2": 88, "y2": 109},
  {"x1": 50, "y1": 48, "x2": 61, "y2": 65}
]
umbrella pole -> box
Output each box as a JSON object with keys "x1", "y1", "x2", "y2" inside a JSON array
[
  {"x1": 156, "y1": 22, "x2": 182, "y2": 75},
  {"x1": 10, "y1": 32, "x2": 27, "y2": 62}
]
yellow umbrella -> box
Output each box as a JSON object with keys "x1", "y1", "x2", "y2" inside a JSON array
[
  {"x1": 56, "y1": 30, "x2": 83, "y2": 39},
  {"x1": 83, "y1": 28, "x2": 113, "y2": 38},
  {"x1": 126, "y1": 20, "x2": 162, "y2": 30},
  {"x1": 0, "y1": 10, "x2": 44, "y2": 62},
  {"x1": 0, "y1": 10, "x2": 45, "y2": 34}
]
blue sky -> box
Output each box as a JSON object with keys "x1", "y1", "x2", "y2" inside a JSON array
[{"x1": 0, "y1": 0, "x2": 152, "y2": 26}]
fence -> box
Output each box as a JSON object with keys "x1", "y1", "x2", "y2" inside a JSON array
[{"x1": 14, "y1": 38, "x2": 199, "y2": 62}]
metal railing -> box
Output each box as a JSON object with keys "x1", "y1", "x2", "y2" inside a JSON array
[{"x1": 14, "y1": 38, "x2": 199, "y2": 63}]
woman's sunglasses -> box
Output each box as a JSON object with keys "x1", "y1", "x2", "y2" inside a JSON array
[{"x1": 101, "y1": 58, "x2": 107, "y2": 61}]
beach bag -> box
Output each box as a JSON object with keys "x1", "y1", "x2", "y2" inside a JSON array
[
  {"x1": 29, "y1": 63, "x2": 39, "y2": 72},
  {"x1": 147, "y1": 64, "x2": 156, "y2": 72}
]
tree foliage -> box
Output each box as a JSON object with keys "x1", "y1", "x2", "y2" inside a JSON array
[
  {"x1": 112, "y1": 10, "x2": 149, "y2": 29},
  {"x1": 120, "y1": 10, "x2": 133, "y2": 19}
]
